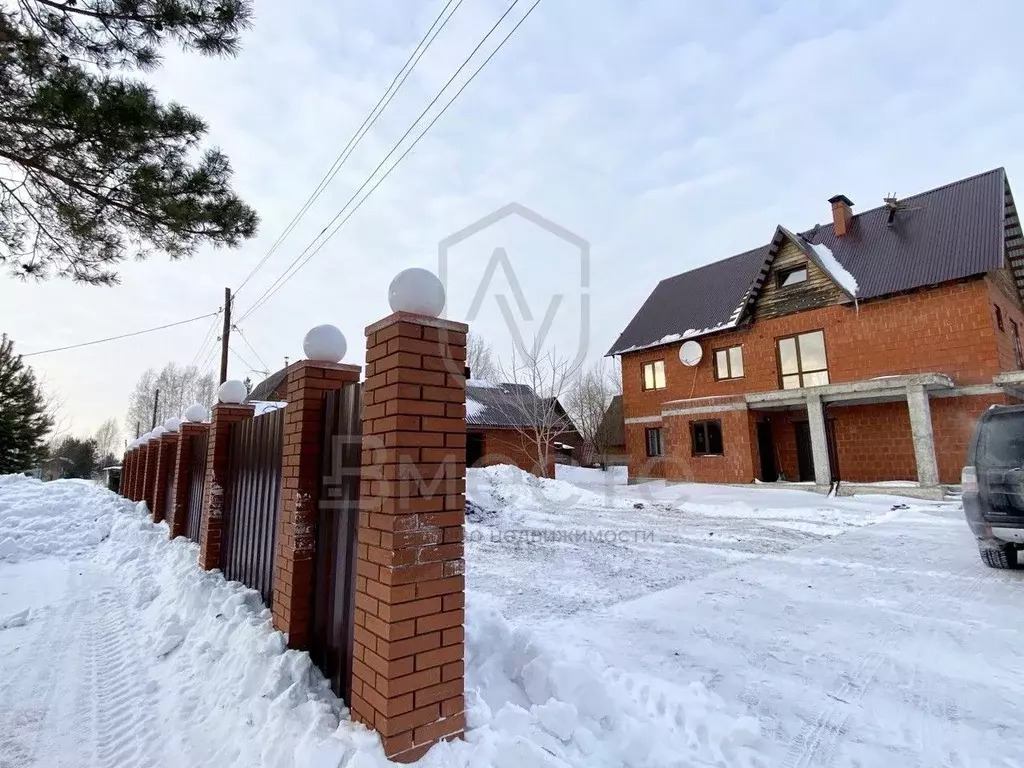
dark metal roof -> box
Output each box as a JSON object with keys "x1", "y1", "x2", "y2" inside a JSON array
[
  {"x1": 608, "y1": 168, "x2": 1008, "y2": 355},
  {"x1": 597, "y1": 394, "x2": 624, "y2": 447},
  {"x1": 247, "y1": 367, "x2": 287, "y2": 402},
  {"x1": 465, "y1": 383, "x2": 574, "y2": 430}
]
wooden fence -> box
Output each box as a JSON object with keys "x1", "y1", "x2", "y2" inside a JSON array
[{"x1": 221, "y1": 408, "x2": 285, "y2": 607}]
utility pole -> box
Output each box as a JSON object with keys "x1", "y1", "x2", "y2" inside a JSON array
[
  {"x1": 220, "y1": 287, "x2": 232, "y2": 385},
  {"x1": 151, "y1": 388, "x2": 160, "y2": 430},
  {"x1": 135, "y1": 421, "x2": 140, "y2": 439}
]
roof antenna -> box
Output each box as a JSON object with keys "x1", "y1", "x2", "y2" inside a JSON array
[{"x1": 883, "y1": 193, "x2": 923, "y2": 227}]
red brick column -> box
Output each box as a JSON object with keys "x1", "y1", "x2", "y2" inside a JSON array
[
  {"x1": 151, "y1": 434, "x2": 178, "y2": 523},
  {"x1": 120, "y1": 450, "x2": 132, "y2": 496},
  {"x1": 132, "y1": 448, "x2": 144, "y2": 501},
  {"x1": 350, "y1": 312, "x2": 468, "y2": 762},
  {"x1": 124, "y1": 449, "x2": 136, "y2": 499},
  {"x1": 199, "y1": 403, "x2": 254, "y2": 570},
  {"x1": 168, "y1": 422, "x2": 208, "y2": 539},
  {"x1": 273, "y1": 361, "x2": 361, "y2": 648},
  {"x1": 142, "y1": 440, "x2": 160, "y2": 512}
]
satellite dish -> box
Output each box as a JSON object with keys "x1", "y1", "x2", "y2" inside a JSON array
[{"x1": 679, "y1": 340, "x2": 703, "y2": 366}]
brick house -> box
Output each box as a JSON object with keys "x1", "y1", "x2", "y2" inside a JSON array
[
  {"x1": 607, "y1": 168, "x2": 1024, "y2": 492},
  {"x1": 465, "y1": 382, "x2": 580, "y2": 477}
]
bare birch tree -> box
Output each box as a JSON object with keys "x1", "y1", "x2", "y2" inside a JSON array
[
  {"x1": 93, "y1": 418, "x2": 121, "y2": 458},
  {"x1": 494, "y1": 345, "x2": 579, "y2": 477},
  {"x1": 466, "y1": 332, "x2": 497, "y2": 381},
  {"x1": 567, "y1": 359, "x2": 621, "y2": 468},
  {"x1": 126, "y1": 363, "x2": 216, "y2": 433}
]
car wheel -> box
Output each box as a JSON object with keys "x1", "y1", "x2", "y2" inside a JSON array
[{"x1": 979, "y1": 542, "x2": 1020, "y2": 569}]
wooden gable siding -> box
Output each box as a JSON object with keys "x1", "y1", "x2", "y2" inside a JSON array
[
  {"x1": 988, "y1": 263, "x2": 1023, "y2": 310},
  {"x1": 1003, "y1": 177, "x2": 1024, "y2": 306},
  {"x1": 751, "y1": 239, "x2": 847, "y2": 323}
]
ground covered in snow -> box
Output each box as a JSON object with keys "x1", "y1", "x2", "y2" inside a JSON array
[{"x1": 1, "y1": 468, "x2": 1022, "y2": 767}]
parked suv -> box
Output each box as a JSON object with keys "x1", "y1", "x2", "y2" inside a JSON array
[{"x1": 963, "y1": 405, "x2": 1024, "y2": 569}]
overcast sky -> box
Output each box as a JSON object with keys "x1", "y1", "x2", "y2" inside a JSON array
[{"x1": 4, "y1": 0, "x2": 1024, "y2": 442}]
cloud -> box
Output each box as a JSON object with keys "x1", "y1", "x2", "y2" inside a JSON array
[{"x1": 5, "y1": 0, "x2": 1024, "y2": 436}]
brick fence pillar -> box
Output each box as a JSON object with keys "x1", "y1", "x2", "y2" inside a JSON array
[
  {"x1": 350, "y1": 312, "x2": 468, "y2": 762},
  {"x1": 168, "y1": 422, "x2": 208, "y2": 539},
  {"x1": 273, "y1": 360, "x2": 361, "y2": 648},
  {"x1": 125, "y1": 448, "x2": 138, "y2": 500},
  {"x1": 199, "y1": 403, "x2": 254, "y2": 570},
  {"x1": 142, "y1": 440, "x2": 160, "y2": 512},
  {"x1": 120, "y1": 450, "x2": 132, "y2": 497},
  {"x1": 152, "y1": 433, "x2": 178, "y2": 523},
  {"x1": 132, "y1": 447, "x2": 144, "y2": 501}
]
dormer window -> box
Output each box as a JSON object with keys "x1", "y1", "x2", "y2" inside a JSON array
[{"x1": 777, "y1": 265, "x2": 808, "y2": 288}]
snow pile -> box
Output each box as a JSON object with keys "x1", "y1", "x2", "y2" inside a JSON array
[
  {"x1": 456, "y1": 594, "x2": 767, "y2": 768},
  {"x1": 0, "y1": 474, "x2": 114, "y2": 562},
  {"x1": 810, "y1": 242, "x2": 859, "y2": 296},
  {"x1": 467, "y1": 464, "x2": 635, "y2": 517}
]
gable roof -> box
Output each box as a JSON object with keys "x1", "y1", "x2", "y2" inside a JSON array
[
  {"x1": 465, "y1": 382, "x2": 575, "y2": 432},
  {"x1": 597, "y1": 394, "x2": 624, "y2": 447},
  {"x1": 607, "y1": 168, "x2": 1008, "y2": 355},
  {"x1": 247, "y1": 367, "x2": 287, "y2": 402}
]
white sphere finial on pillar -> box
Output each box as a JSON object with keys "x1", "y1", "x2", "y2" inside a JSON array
[
  {"x1": 164, "y1": 417, "x2": 181, "y2": 433},
  {"x1": 388, "y1": 268, "x2": 446, "y2": 317},
  {"x1": 153, "y1": 426, "x2": 167, "y2": 438},
  {"x1": 303, "y1": 325, "x2": 347, "y2": 363},
  {"x1": 183, "y1": 403, "x2": 209, "y2": 423},
  {"x1": 218, "y1": 379, "x2": 247, "y2": 404}
]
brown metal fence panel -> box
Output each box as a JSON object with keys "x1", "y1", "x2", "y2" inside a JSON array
[
  {"x1": 185, "y1": 431, "x2": 209, "y2": 543},
  {"x1": 222, "y1": 408, "x2": 285, "y2": 606},
  {"x1": 310, "y1": 383, "x2": 362, "y2": 702}
]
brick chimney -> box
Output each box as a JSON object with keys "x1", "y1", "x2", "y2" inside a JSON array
[{"x1": 828, "y1": 194, "x2": 854, "y2": 237}]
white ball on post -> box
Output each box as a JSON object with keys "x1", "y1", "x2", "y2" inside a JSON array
[
  {"x1": 164, "y1": 417, "x2": 182, "y2": 433},
  {"x1": 388, "y1": 268, "x2": 446, "y2": 318},
  {"x1": 303, "y1": 324, "x2": 347, "y2": 363},
  {"x1": 217, "y1": 379, "x2": 247, "y2": 405},
  {"x1": 183, "y1": 404, "x2": 209, "y2": 423},
  {"x1": 152, "y1": 426, "x2": 167, "y2": 438}
]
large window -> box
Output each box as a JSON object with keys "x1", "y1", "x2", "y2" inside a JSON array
[
  {"x1": 777, "y1": 330, "x2": 829, "y2": 389},
  {"x1": 714, "y1": 345, "x2": 744, "y2": 380},
  {"x1": 642, "y1": 360, "x2": 666, "y2": 390},
  {"x1": 691, "y1": 420, "x2": 723, "y2": 456},
  {"x1": 645, "y1": 427, "x2": 664, "y2": 457}
]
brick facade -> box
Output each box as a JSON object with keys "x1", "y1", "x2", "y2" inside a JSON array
[
  {"x1": 350, "y1": 312, "x2": 467, "y2": 763},
  {"x1": 621, "y1": 275, "x2": 1024, "y2": 485},
  {"x1": 469, "y1": 427, "x2": 555, "y2": 477},
  {"x1": 142, "y1": 440, "x2": 159, "y2": 512},
  {"x1": 199, "y1": 403, "x2": 254, "y2": 571},
  {"x1": 273, "y1": 360, "x2": 361, "y2": 648}
]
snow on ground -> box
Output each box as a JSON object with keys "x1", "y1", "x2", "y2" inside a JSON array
[{"x1": 2, "y1": 467, "x2": 1023, "y2": 767}]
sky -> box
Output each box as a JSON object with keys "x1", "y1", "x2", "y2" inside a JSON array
[{"x1": 4, "y1": 0, "x2": 1024, "y2": 442}]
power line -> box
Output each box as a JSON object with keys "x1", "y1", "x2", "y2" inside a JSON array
[
  {"x1": 232, "y1": 326, "x2": 271, "y2": 373},
  {"x1": 228, "y1": 345, "x2": 263, "y2": 375},
  {"x1": 187, "y1": 311, "x2": 223, "y2": 370},
  {"x1": 232, "y1": 0, "x2": 465, "y2": 298},
  {"x1": 235, "y1": 0, "x2": 541, "y2": 324},
  {"x1": 22, "y1": 313, "x2": 219, "y2": 357}
]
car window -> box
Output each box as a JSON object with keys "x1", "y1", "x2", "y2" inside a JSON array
[{"x1": 979, "y1": 413, "x2": 1024, "y2": 467}]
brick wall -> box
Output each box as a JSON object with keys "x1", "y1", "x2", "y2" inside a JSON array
[
  {"x1": 470, "y1": 428, "x2": 555, "y2": 477},
  {"x1": 624, "y1": 421, "x2": 665, "y2": 480},
  {"x1": 662, "y1": 408, "x2": 757, "y2": 483},
  {"x1": 621, "y1": 277, "x2": 1007, "y2": 421}
]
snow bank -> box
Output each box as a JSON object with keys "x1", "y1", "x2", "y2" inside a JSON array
[{"x1": 0, "y1": 474, "x2": 114, "y2": 562}]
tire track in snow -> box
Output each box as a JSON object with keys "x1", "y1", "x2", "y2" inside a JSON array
[
  {"x1": 782, "y1": 560, "x2": 984, "y2": 768},
  {"x1": 86, "y1": 586, "x2": 161, "y2": 768}
]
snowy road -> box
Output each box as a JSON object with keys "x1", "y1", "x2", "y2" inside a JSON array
[{"x1": 467, "y1": 467, "x2": 1024, "y2": 767}]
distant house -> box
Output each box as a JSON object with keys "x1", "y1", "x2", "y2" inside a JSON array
[
  {"x1": 247, "y1": 368, "x2": 580, "y2": 477},
  {"x1": 595, "y1": 395, "x2": 627, "y2": 466},
  {"x1": 465, "y1": 382, "x2": 580, "y2": 477}
]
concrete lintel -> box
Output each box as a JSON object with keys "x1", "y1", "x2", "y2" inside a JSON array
[
  {"x1": 745, "y1": 372, "x2": 954, "y2": 409},
  {"x1": 662, "y1": 402, "x2": 748, "y2": 417},
  {"x1": 994, "y1": 370, "x2": 1024, "y2": 388}
]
